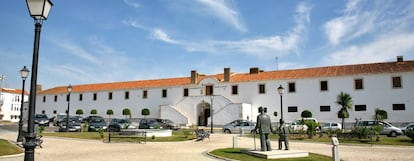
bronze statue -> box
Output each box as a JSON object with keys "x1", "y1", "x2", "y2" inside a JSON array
[
  {"x1": 253, "y1": 107, "x2": 274, "y2": 151},
  {"x1": 278, "y1": 120, "x2": 289, "y2": 150}
]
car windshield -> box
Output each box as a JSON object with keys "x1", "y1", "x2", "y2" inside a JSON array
[
  {"x1": 91, "y1": 119, "x2": 105, "y2": 123},
  {"x1": 36, "y1": 114, "x2": 47, "y2": 118},
  {"x1": 119, "y1": 119, "x2": 130, "y2": 124}
]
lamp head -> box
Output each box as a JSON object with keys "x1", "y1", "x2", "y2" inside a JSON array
[
  {"x1": 26, "y1": 0, "x2": 53, "y2": 21},
  {"x1": 277, "y1": 85, "x2": 284, "y2": 95},
  {"x1": 20, "y1": 66, "x2": 30, "y2": 80}
]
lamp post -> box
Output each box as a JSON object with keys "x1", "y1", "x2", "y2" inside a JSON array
[
  {"x1": 17, "y1": 66, "x2": 30, "y2": 142},
  {"x1": 210, "y1": 95, "x2": 214, "y2": 133},
  {"x1": 24, "y1": 0, "x2": 53, "y2": 161},
  {"x1": 66, "y1": 84, "x2": 72, "y2": 132},
  {"x1": 277, "y1": 85, "x2": 285, "y2": 124}
]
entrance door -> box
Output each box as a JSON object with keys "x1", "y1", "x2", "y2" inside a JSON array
[
  {"x1": 198, "y1": 102, "x2": 211, "y2": 126},
  {"x1": 205, "y1": 85, "x2": 213, "y2": 96}
]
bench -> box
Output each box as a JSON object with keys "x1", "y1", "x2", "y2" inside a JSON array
[
  {"x1": 195, "y1": 129, "x2": 210, "y2": 142},
  {"x1": 108, "y1": 130, "x2": 147, "y2": 144}
]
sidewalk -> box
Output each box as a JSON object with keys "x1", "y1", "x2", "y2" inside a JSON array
[{"x1": 1, "y1": 129, "x2": 414, "y2": 161}]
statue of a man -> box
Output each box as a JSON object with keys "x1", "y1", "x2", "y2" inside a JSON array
[
  {"x1": 278, "y1": 120, "x2": 290, "y2": 150},
  {"x1": 253, "y1": 107, "x2": 274, "y2": 151}
]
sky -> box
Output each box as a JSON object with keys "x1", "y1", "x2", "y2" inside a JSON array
[{"x1": 1, "y1": 0, "x2": 414, "y2": 90}]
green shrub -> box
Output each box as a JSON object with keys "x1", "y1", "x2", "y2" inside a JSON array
[
  {"x1": 406, "y1": 127, "x2": 414, "y2": 143},
  {"x1": 301, "y1": 110, "x2": 312, "y2": 118},
  {"x1": 123, "y1": 123, "x2": 129, "y2": 129},
  {"x1": 82, "y1": 122, "x2": 89, "y2": 132},
  {"x1": 304, "y1": 120, "x2": 320, "y2": 139},
  {"x1": 97, "y1": 128, "x2": 104, "y2": 139},
  {"x1": 38, "y1": 126, "x2": 45, "y2": 133}
]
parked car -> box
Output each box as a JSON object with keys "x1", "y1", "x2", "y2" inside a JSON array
[
  {"x1": 222, "y1": 120, "x2": 255, "y2": 134},
  {"x1": 139, "y1": 118, "x2": 162, "y2": 129},
  {"x1": 321, "y1": 122, "x2": 342, "y2": 132},
  {"x1": 53, "y1": 113, "x2": 67, "y2": 126},
  {"x1": 59, "y1": 117, "x2": 82, "y2": 132},
  {"x1": 107, "y1": 118, "x2": 136, "y2": 132},
  {"x1": 356, "y1": 120, "x2": 403, "y2": 137},
  {"x1": 399, "y1": 123, "x2": 414, "y2": 134},
  {"x1": 82, "y1": 115, "x2": 104, "y2": 123},
  {"x1": 88, "y1": 118, "x2": 107, "y2": 132},
  {"x1": 34, "y1": 114, "x2": 49, "y2": 126},
  {"x1": 288, "y1": 118, "x2": 319, "y2": 132},
  {"x1": 155, "y1": 119, "x2": 180, "y2": 130}
]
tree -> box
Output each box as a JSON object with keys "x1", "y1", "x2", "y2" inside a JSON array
[
  {"x1": 301, "y1": 110, "x2": 312, "y2": 118},
  {"x1": 90, "y1": 109, "x2": 97, "y2": 115},
  {"x1": 336, "y1": 92, "x2": 353, "y2": 131},
  {"x1": 75, "y1": 109, "x2": 84, "y2": 116},
  {"x1": 106, "y1": 109, "x2": 114, "y2": 119},
  {"x1": 141, "y1": 108, "x2": 150, "y2": 118},
  {"x1": 375, "y1": 108, "x2": 388, "y2": 121},
  {"x1": 304, "y1": 120, "x2": 320, "y2": 139},
  {"x1": 122, "y1": 108, "x2": 131, "y2": 119}
]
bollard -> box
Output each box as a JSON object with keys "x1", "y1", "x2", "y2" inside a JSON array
[
  {"x1": 239, "y1": 128, "x2": 244, "y2": 137},
  {"x1": 232, "y1": 136, "x2": 237, "y2": 148},
  {"x1": 331, "y1": 137, "x2": 339, "y2": 161}
]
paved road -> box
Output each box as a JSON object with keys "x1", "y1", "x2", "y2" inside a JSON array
[{"x1": 1, "y1": 126, "x2": 414, "y2": 161}]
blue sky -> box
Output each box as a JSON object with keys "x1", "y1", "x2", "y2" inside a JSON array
[{"x1": 1, "y1": 0, "x2": 414, "y2": 90}]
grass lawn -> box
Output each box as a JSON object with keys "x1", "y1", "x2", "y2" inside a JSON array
[
  {"x1": 210, "y1": 148, "x2": 332, "y2": 161},
  {"x1": 0, "y1": 139, "x2": 23, "y2": 156}
]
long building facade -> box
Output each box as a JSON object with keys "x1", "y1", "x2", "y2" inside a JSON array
[
  {"x1": 0, "y1": 88, "x2": 29, "y2": 122},
  {"x1": 36, "y1": 57, "x2": 414, "y2": 128}
]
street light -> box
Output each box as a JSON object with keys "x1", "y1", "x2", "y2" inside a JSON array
[
  {"x1": 17, "y1": 66, "x2": 30, "y2": 142},
  {"x1": 210, "y1": 95, "x2": 214, "y2": 133},
  {"x1": 277, "y1": 85, "x2": 285, "y2": 124},
  {"x1": 66, "y1": 84, "x2": 72, "y2": 132},
  {"x1": 25, "y1": 0, "x2": 53, "y2": 161}
]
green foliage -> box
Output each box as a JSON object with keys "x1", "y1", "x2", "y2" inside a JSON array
[
  {"x1": 301, "y1": 110, "x2": 312, "y2": 118},
  {"x1": 375, "y1": 108, "x2": 388, "y2": 121},
  {"x1": 75, "y1": 109, "x2": 84, "y2": 116},
  {"x1": 82, "y1": 122, "x2": 89, "y2": 132},
  {"x1": 141, "y1": 108, "x2": 150, "y2": 117},
  {"x1": 90, "y1": 109, "x2": 97, "y2": 115},
  {"x1": 151, "y1": 135, "x2": 156, "y2": 140},
  {"x1": 97, "y1": 128, "x2": 104, "y2": 139},
  {"x1": 38, "y1": 126, "x2": 45, "y2": 133},
  {"x1": 336, "y1": 91, "x2": 353, "y2": 130},
  {"x1": 405, "y1": 127, "x2": 414, "y2": 143},
  {"x1": 123, "y1": 123, "x2": 129, "y2": 129},
  {"x1": 0, "y1": 139, "x2": 24, "y2": 156},
  {"x1": 303, "y1": 120, "x2": 320, "y2": 139},
  {"x1": 122, "y1": 108, "x2": 131, "y2": 118},
  {"x1": 106, "y1": 109, "x2": 114, "y2": 115}
]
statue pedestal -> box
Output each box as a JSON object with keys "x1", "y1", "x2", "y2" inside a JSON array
[{"x1": 245, "y1": 150, "x2": 309, "y2": 159}]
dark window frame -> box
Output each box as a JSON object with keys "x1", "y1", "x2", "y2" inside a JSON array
[
  {"x1": 392, "y1": 104, "x2": 405, "y2": 110},
  {"x1": 288, "y1": 82, "x2": 296, "y2": 93},
  {"x1": 143, "y1": 90, "x2": 148, "y2": 99},
  {"x1": 125, "y1": 91, "x2": 129, "y2": 100},
  {"x1": 392, "y1": 76, "x2": 402, "y2": 88},
  {"x1": 162, "y1": 89, "x2": 167, "y2": 98},
  {"x1": 231, "y1": 85, "x2": 238, "y2": 95},
  {"x1": 320, "y1": 105, "x2": 331, "y2": 112},
  {"x1": 93, "y1": 93, "x2": 97, "y2": 101},
  {"x1": 108, "y1": 92, "x2": 113, "y2": 100},
  {"x1": 355, "y1": 78, "x2": 364, "y2": 90},
  {"x1": 355, "y1": 104, "x2": 367, "y2": 111},
  {"x1": 320, "y1": 80, "x2": 328, "y2": 91},
  {"x1": 183, "y1": 88, "x2": 189, "y2": 97},
  {"x1": 258, "y1": 84, "x2": 266, "y2": 94},
  {"x1": 287, "y1": 106, "x2": 298, "y2": 112},
  {"x1": 79, "y1": 93, "x2": 83, "y2": 101}
]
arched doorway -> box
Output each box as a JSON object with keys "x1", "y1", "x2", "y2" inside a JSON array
[{"x1": 197, "y1": 101, "x2": 211, "y2": 126}]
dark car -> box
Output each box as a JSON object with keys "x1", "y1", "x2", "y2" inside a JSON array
[
  {"x1": 34, "y1": 114, "x2": 49, "y2": 126},
  {"x1": 59, "y1": 117, "x2": 82, "y2": 132},
  {"x1": 139, "y1": 118, "x2": 162, "y2": 129},
  {"x1": 82, "y1": 115, "x2": 104, "y2": 123},
  {"x1": 155, "y1": 119, "x2": 180, "y2": 130},
  {"x1": 88, "y1": 118, "x2": 107, "y2": 132},
  {"x1": 107, "y1": 118, "x2": 136, "y2": 132}
]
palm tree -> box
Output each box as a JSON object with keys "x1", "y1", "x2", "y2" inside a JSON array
[{"x1": 336, "y1": 92, "x2": 353, "y2": 130}]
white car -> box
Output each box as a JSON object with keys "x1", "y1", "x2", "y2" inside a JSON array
[
  {"x1": 321, "y1": 122, "x2": 342, "y2": 131},
  {"x1": 288, "y1": 118, "x2": 318, "y2": 132}
]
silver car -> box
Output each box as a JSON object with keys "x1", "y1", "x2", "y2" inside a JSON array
[{"x1": 222, "y1": 120, "x2": 255, "y2": 134}]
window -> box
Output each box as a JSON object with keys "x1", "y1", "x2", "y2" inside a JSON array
[
  {"x1": 288, "y1": 82, "x2": 296, "y2": 93},
  {"x1": 392, "y1": 76, "x2": 402, "y2": 88},
  {"x1": 355, "y1": 79, "x2": 363, "y2": 90},
  {"x1": 183, "y1": 88, "x2": 189, "y2": 97},
  {"x1": 162, "y1": 89, "x2": 167, "y2": 98},
  {"x1": 288, "y1": 106, "x2": 298, "y2": 112},
  {"x1": 320, "y1": 81, "x2": 328, "y2": 91},
  {"x1": 320, "y1": 106, "x2": 331, "y2": 112},
  {"x1": 205, "y1": 85, "x2": 213, "y2": 96},
  {"x1": 232, "y1": 85, "x2": 238, "y2": 95},
  {"x1": 79, "y1": 94, "x2": 83, "y2": 101},
  {"x1": 143, "y1": 90, "x2": 148, "y2": 99},
  {"x1": 54, "y1": 95, "x2": 57, "y2": 102},
  {"x1": 393, "y1": 104, "x2": 405, "y2": 110},
  {"x1": 355, "y1": 105, "x2": 366, "y2": 111},
  {"x1": 93, "y1": 93, "x2": 97, "y2": 101},
  {"x1": 43, "y1": 96, "x2": 46, "y2": 102},
  {"x1": 258, "y1": 84, "x2": 265, "y2": 94},
  {"x1": 125, "y1": 91, "x2": 129, "y2": 100},
  {"x1": 108, "y1": 92, "x2": 113, "y2": 100}
]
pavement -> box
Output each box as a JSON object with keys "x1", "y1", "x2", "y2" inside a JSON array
[{"x1": 1, "y1": 124, "x2": 414, "y2": 161}]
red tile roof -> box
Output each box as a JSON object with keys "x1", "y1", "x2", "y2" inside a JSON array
[
  {"x1": 38, "y1": 60, "x2": 414, "y2": 95},
  {"x1": 1, "y1": 88, "x2": 29, "y2": 95}
]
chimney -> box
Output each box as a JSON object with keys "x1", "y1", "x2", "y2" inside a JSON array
[
  {"x1": 250, "y1": 67, "x2": 259, "y2": 74},
  {"x1": 191, "y1": 70, "x2": 198, "y2": 84},
  {"x1": 224, "y1": 68, "x2": 231, "y2": 82},
  {"x1": 36, "y1": 84, "x2": 42, "y2": 92},
  {"x1": 397, "y1": 56, "x2": 404, "y2": 62}
]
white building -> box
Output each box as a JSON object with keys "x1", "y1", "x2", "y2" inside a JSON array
[
  {"x1": 0, "y1": 88, "x2": 29, "y2": 122},
  {"x1": 36, "y1": 57, "x2": 414, "y2": 127}
]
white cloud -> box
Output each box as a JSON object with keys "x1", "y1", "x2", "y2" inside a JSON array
[
  {"x1": 123, "y1": 0, "x2": 140, "y2": 9},
  {"x1": 151, "y1": 28, "x2": 180, "y2": 44},
  {"x1": 323, "y1": 33, "x2": 414, "y2": 65},
  {"x1": 51, "y1": 39, "x2": 100, "y2": 65},
  {"x1": 195, "y1": 0, "x2": 247, "y2": 32}
]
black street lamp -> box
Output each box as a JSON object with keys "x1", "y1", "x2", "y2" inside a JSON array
[
  {"x1": 24, "y1": 0, "x2": 53, "y2": 161},
  {"x1": 66, "y1": 84, "x2": 72, "y2": 132},
  {"x1": 17, "y1": 66, "x2": 30, "y2": 142},
  {"x1": 277, "y1": 85, "x2": 285, "y2": 124}
]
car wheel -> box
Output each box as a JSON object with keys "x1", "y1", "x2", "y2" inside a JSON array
[
  {"x1": 224, "y1": 129, "x2": 231, "y2": 134},
  {"x1": 389, "y1": 131, "x2": 397, "y2": 137}
]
